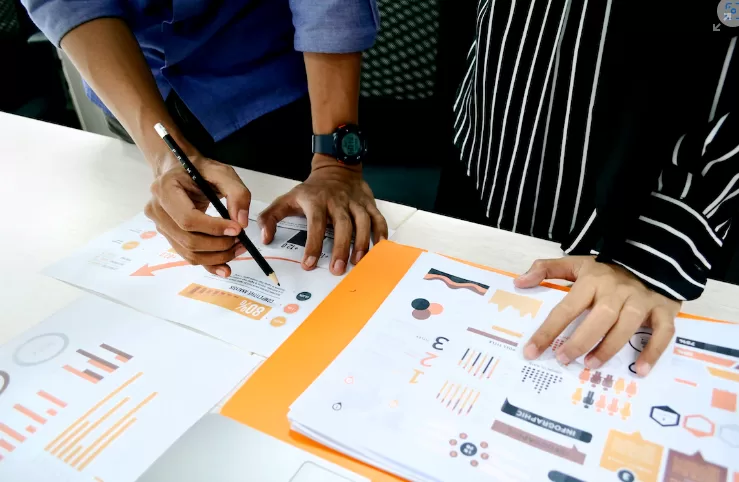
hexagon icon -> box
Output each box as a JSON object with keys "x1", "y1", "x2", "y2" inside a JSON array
[
  {"x1": 719, "y1": 424, "x2": 739, "y2": 447},
  {"x1": 650, "y1": 406, "x2": 680, "y2": 427},
  {"x1": 683, "y1": 414, "x2": 715, "y2": 437}
]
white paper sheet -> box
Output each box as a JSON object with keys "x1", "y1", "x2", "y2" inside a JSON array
[
  {"x1": 0, "y1": 296, "x2": 258, "y2": 482},
  {"x1": 290, "y1": 252, "x2": 738, "y2": 482},
  {"x1": 44, "y1": 210, "x2": 342, "y2": 357}
]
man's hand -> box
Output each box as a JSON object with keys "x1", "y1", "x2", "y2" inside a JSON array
[
  {"x1": 258, "y1": 162, "x2": 388, "y2": 275},
  {"x1": 515, "y1": 256, "x2": 680, "y2": 377},
  {"x1": 144, "y1": 154, "x2": 252, "y2": 278}
]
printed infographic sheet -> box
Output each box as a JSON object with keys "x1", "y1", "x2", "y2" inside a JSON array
[
  {"x1": 44, "y1": 205, "x2": 342, "y2": 356},
  {"x1": 290, "y1": 252, "x2": 738, "y2": 482},
  {"x1": 0, "y1": 296, "x2": 258, "y2": 482}
]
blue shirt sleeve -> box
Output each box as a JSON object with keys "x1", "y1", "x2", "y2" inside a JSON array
[
  {"x1": 289, "y1": 0, "x2": 380, "y2": 53},
  {"x1": 21, "y1": 0, "x2": 125, "y2": 47}
]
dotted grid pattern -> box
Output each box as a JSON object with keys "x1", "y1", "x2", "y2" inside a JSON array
[
  {"x1": 520, "y1": 366, "x2": 563, "y2": 395},
  {"x1": 360, "y1": 0, "x2": 439, "y2": 100}
]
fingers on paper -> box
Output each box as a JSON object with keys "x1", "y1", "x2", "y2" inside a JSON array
[
  {"x1": 557, "y1": 294, "x2": 624, "y2": 365},
  {"x1": 585, "y1": 298, "x2": 649, "y2": 369},
  {"x1": 299, "y1": 200, "x2": 328, "y2": 271},
  {"x1": 258, "y1": 194, "x2": 299, "y2": 245},
  {"x1": 635, "y1": 307, "x2": 675, "y2": 377},
  {"x1": 329, "y1": 204, "x2": 352, "y2": 275},
  {"x1": 524, "y1": 283, "x2": 594, "y2": 360},
  {"x1": 367, "y1": 203, "x2": 388, "y2": 246},
  {"x1": 350, "y1": 202, "x2": 370, "y2": 265}
]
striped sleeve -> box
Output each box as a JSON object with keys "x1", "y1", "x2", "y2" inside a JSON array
[{"x1": 564, "y1": 111, "x2": 738, "y2": 301}]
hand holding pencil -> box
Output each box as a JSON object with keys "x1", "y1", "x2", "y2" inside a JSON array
[{"x1": 144, "y1": 123, "x2": 278, "y2": 284}]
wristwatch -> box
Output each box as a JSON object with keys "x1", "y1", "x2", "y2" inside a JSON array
[{"x1": 312, "y1": 124, "x2": 368, "y2": 165}]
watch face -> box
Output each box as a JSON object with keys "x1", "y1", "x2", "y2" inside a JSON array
[{"x1": 341, "y1": 133, "x2": 362, "y2": 157}]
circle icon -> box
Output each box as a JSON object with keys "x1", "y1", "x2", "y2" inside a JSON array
[
  {"x1": 629, "y1": 331, "x2": 651, "y2": 352},
  {"x1": 428, "y1": 303, "x2": 444, "y2": 315},
  {"x1": 332, "y1": 402, "x2": 342, "y2": 411},
  {"x1": 284, "y1": 304, "x2": 299, "y2": 314},
  {"x1": 13, "y1": 333, "x2": 69, "y2": 366},
  {"x1": 296, "y1": 292, "x2": 312, "y2": 301},
  {"x1": 344, "y1": 376, "x2": 354, "y2": 385},
  {"x1": 270, "y1": 317, "x2": 287, "y2": 327},
  {"x1": 617, "y1": 469, "x2": 636, "y2": 482},
  {"x1": 460, "y1": 442, "x2": 477, "y2": 456},
  {"x1": 121, "y1": 241, "x2": 139, "y2": 250},
  {"x1": 140, "y1": 231, "x2": 157, "y2": 239},
  {"x1": 718, "y1": 1, "x2": 739, "y2": 27},
  {"x1": 411, "y1": 298, "x2": 430, "y2": 310}
]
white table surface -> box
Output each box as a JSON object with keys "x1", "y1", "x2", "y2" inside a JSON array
[{"x1": 3, "y1": 113, "x2": 738, "y2": 481}]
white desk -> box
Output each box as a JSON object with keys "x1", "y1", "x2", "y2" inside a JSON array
[{"x1": 3, "y1": 113, "x2": 738, "y2": 481}]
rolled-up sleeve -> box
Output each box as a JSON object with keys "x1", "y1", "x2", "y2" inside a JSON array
[
  {"x1": 21, "y1": 0, "x2": 125, "y2": 47},
  {"x1": 289, "y1": 0, "x2": 380, "y2": 53}
]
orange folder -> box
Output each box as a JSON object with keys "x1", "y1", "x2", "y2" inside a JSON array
[{"x1": 221, "y1": 241, "x2": 732, "y2": 480}]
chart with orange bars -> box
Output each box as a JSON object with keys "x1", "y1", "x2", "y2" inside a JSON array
[{"x1": 0, "y1": 297, "x2": 258, "y2": 481}]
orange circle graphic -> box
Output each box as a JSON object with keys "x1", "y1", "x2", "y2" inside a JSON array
[
  {"x1": 270, "y1": 317, "x2": 287, "y2": 327},
  {"x1": 121, "y1": 241, "x2": 140, "y2": 250},
  {"x1": 284, "y1": 304, "x2": 299, "y2": 314}
]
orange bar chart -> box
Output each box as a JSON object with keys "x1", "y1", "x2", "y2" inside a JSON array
[{"x1": 179, "y1": 283, "x2": 271, "y2": 320}]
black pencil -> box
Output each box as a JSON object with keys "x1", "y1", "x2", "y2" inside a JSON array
[{"x1": 154, "y1": 123, "x2": 279, "y2": 286}]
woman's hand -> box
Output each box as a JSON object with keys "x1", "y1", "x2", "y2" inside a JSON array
[{"x1": 515, "y1": 256, "x2": 681, "y2": 376}]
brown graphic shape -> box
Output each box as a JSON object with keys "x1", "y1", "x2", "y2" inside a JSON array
[
  {"x1": 489, "y1": 290, "x2": 543, "y2": 318},
  {"x1": 491, "y1": 420, "x2": 586, "y2": 465},
  {"x1": 424, "y1": 269, "x2": 489, "y2": 296},
  {"x1": 664, "y1": 450, "x2": 727, "y2": 482}
]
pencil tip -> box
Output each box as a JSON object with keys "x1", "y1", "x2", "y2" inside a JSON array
[{"x1": 268, "y1": 272, "x2": 280, "y2": 286}]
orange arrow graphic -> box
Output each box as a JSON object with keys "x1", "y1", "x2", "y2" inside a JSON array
[{"x1": 130, "y1": 256, "x2": 301, "y2": 276}]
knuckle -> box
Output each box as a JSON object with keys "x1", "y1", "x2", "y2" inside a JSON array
[
  {"x1": 178, "y1": 213, "x2": 197, "y2": 231},
  {"x1": 592, "y1": 303, "x2": 619, "y2": 318},
  {"x1": 621, "y1": 303, "x2": 646, "y2": 320},
  {"x1": 532, "y1": 259, "x2": 547, "y2": 270}
]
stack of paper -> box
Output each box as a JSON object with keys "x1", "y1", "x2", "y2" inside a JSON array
[
  {"x1": 289, "y1": 252, "x2": 737, "y2": 481},
  {"x1": 0, "y1": 296, "x2": 260, "y2": 481}
]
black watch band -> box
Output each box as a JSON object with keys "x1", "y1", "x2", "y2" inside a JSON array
[
  {"x1": 311, "y1": 124, "x2": 366, "y2": 165},
  {"x1": 312, "y1": 135, "x2": 336, "y2": 157}
]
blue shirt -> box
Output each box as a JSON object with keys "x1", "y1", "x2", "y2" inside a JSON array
[{"x1": 22, "y1": 0, "x2": 379, "y2": 141}]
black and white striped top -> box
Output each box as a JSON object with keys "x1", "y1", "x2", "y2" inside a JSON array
[{"x1": 452, "y1": 0, "x2": 738, "y2": 301}]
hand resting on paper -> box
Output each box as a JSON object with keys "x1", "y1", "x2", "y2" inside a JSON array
[
  {"x1": 515, "y1": 256, "x2": 681, "y2": 377},
  {"x1": 258, "y1": 157, "x2": 389, "y2": 276},
  {"x1": 144, "y1": 153, "x2": 252, "y2": 278}
]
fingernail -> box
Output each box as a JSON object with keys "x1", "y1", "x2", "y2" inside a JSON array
[
  {"x1": 523, "y1": 343, "x2": 539, "y2": 360},
  {"x1": 304, "y1": 256, "x2": 317, "y2": 268},
  {"x1": 354, "y1": 251, "x2": 365, "y2": 263},
  {"x1": 224, "y1": 228, "x2": 238, "y2": 236},
  {"x1": 235, "y1": 245, "x2": 247, "y2": 257},
  {"x1": 556, "y1": 352, "x2": 571, "y2": 365},
  {"x1": 585, "y1": 356, "x2": 602, "y2": 369},
  {"x1": 332, "y1": 259, "x2": 346, "y2": 274},
  {"x1": 261, "y1": 227, "x2": 268, "y2": 244},
  {"x1": 216, "y1": 269, "x2": 227, "y2": 278},
  {"x1": 238, "y1": 210, "x2": 249, "y2": 227},
  {"x1": 637, "y1": 362, "x2": 652, "y2": 377},
  {"x1": 515, "y1": 271, "x2": 531, "y2": 282}
]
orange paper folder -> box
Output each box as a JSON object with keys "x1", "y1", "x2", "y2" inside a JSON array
[{"x1": 221, "y1": 241, "x2": 732, "y2": 480}]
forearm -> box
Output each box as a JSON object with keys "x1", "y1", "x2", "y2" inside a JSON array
[
  {"x1": 60, "y1": 18, "x2": 192, "y2": 172},
  {"x1": 303, "y1": 52, "x2": 362, "y2": 171}
]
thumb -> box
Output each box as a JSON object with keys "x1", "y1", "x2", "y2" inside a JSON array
[
  {"x1": 514, "y1": 257, "x2": 581, "y2": 288},
  {"x1": 202, "y1": 162, "x2": 251, "y2": 228},
  {"x1": 257, "y1": 194, "x2": 299, "y2": 245}
]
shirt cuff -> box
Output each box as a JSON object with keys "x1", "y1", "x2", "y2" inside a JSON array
[
  {"x1": 22, "y1": 0, "x2": 125, "y2": 47},
  {"x1": 595, "y1": 192, "x2": 721, "y2": 301},
  {"x1": 291, "y1": 0, "x2": 380, "y2": 53}
]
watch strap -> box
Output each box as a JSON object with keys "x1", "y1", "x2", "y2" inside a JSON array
[{"x1": 312, "y1": 134, "x2": 335, "y2": 156}]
